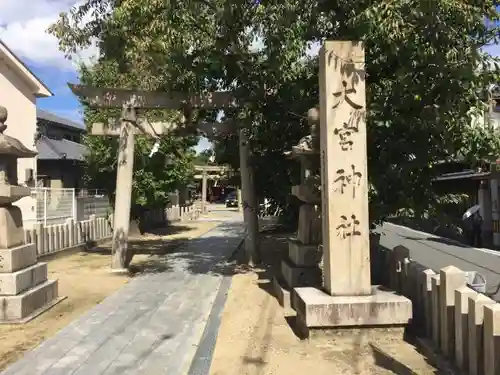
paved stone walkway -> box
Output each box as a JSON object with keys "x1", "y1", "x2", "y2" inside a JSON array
[{"x1": 2, "y1": 217, "x2": 245, "y2": 375}]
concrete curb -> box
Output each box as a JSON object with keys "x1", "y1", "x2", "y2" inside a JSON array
[{"x1": 187, "y1": 238, "x2": 244, "y2": 375}]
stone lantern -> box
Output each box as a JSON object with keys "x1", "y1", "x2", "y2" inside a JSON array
[
  {"x1": 0, "y1": 105, "x2": 61, "y2": 323},
  {"x1": 273, "y1": 106, "x2": 323, "y2": 310}
]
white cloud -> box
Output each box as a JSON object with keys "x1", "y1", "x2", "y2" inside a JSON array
[{"x1": 0, "y1": 0, "x2": 99, "y2": 71}]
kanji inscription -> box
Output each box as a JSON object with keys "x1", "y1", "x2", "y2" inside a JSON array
[
  {"x1": 332, "y1": 80, "x2": 363, "y2": 111},
  {"x1": 334, "y1": 164, "x2": 362, "y2": 197},
  {"x1": 336, "y1": 214, "x2": 361, "y2": 239},
  {"x1": 0, "y1": 254, "x2": 3, "y2": 270},
  {"x1": 333, "y1": 121, "x2": 359, "y2": 151}
]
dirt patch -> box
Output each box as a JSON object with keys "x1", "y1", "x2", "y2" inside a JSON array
[
  {"x1": 0, "y1": 220, "x2": 220, "y2": 371},
  {"x1": 209, "y1": 232, "x2": 442, "y2": 375}
]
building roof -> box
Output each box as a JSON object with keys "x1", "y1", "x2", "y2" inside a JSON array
[
  {"x1": 36, "y1": 136, "x2": 88, "y2": 161},
  {"x1": 37, "y1": 108, "x2": 85, "y2": 132},
  {"x1": 0, "y1": 40, "x2": 53, "y2": 98}
]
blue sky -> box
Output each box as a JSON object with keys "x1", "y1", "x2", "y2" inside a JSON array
[{"x1": 1, "y1": 0, "x2": 499, "y2": 155}]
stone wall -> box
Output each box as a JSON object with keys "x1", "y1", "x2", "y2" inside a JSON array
[{"x1": 372, "y1": 241, "x2": 500, "y2": 374}]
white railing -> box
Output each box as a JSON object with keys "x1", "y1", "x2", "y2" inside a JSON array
[
  {"x1": 77, "y1": 189, "x2": 108, "y2": 198},
  {"x1": 31, "y1": 187, "x2": 76, "y2": 226},
  {"x1": 24, "y1": 188, "x2": 112, "y2": 227}
]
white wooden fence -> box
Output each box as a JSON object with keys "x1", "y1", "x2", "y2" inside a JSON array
[
  {"x1": 165, "y1": 204, "x2": 200, "y2": 222},
  {"x1": 24, "y1": 215, "x2": 112, "y2": 257},
  {"x1": 24, "y1": 204, "x2": 200, "y2": 257}
]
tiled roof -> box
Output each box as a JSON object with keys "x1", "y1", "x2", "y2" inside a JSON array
[
  {"x1": 37, "y1": 109, "x2": 85, "y2": 131},
  {"x1": 36, "y1": 136, "x2": 88, "y2": 161}
]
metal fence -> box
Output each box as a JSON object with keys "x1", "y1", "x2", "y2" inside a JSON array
[
  {"x1": 32, "y1": 188, "x2": 76, "y2": 226},
  {"x1": 77, "y1": 189, "x2": 108, "y2": 198},
  {"x1": 76, "y1": 196, "x2": 112, "y2": 221},
  {"x1": 25, "y1": 188, "x2": 111, "y2": 227}
]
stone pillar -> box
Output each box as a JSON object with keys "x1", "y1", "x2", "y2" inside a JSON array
[
  {"x1": 420, "y1": 269, "x2": 436, "y2": 338},
  {"x1": 408, "y1": 262, "x2": 426, "y2": 328},
  {"x1": 390, "y1": 246, "x2": 409, "y2": 293},
  {"x1": 319, "y1": 41, "x2": 371, "y2": 296},
  {"x1": 468, "y1": 293, "x2": 496, "y2": 375},
  {"x1": 201, "y1": 171, "x2": 207, "y2": 214},
  {"x1": 484, "y1": 303, "x2": 500, "y2": 375},
  {"x1": 490, "y1": 178, "x2": 500, "y2": 246},
  {"x1": 237, "y1": 188, "x2": 242, "y2": 212},
  {"x1": 431, "y1": 275, "x2": 441, "y2": 346},
  {"x1": 439, "y1": 266, "x2": 466, "y2": 357},
  {"x1": 292, "y1": 42, "x2": 411, "y2": 332},
  {"x1": 110, "y1": 108, "x2": 136, "y2": 270},
  {"x1": 455, "y1": 286, "x2": 476, "y2": 371}
]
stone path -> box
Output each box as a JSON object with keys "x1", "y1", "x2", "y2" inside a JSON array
[{"x1": 1, "y1": 216, "x2": 245, "y2": 375}]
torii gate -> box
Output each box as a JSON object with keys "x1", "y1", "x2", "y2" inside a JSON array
[
  {"x1": 193, "y1": 164, "x2": 241, "y2": 213},
  {"x1": 69, "y1": 84, "x2": 238, "y2": 270},
  {"x1": 196, "y1": 122, "x2": 259, "y2": 263},
  {"x1": 69, "y1": 84, "x2": 259, "y2": 269}
]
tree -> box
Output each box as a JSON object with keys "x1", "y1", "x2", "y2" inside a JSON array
[{"x1": 49, "y1": 0, "x2": 500, "y2": 223}]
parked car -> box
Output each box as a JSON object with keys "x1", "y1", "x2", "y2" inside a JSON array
[{"x1": 225, "y1": 191, "x2": 238, "y2": 207}]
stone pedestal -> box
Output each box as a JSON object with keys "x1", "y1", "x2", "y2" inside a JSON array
[
  {"x1": 0, "y1": 206, "x2": 63, "y2": 323},
  {"x1": 293, "y1": 286, "x2": 412, "y2": 328},
  {"x1": 273, "y1": 198, "x2": 323, "y2": 311}
]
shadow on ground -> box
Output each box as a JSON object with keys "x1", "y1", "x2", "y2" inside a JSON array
[{"x1": 85, "y1": 222, "x2": 251, "y2": 278}]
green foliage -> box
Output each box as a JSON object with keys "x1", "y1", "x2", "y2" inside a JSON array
[
  {"x1": 49, "y1": 0, "x2": 500, "y2": 223},
  {"x1": 193, "y1": 149, "x2": 214, "y2": 165}
]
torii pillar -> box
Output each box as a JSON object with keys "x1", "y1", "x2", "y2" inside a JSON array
[
  {"x1": 201, "y1": 171, "x2": 208, "y2": 213},
  {"x1": 89, "y1": 112, "x2": 176, "y2": 270}
]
